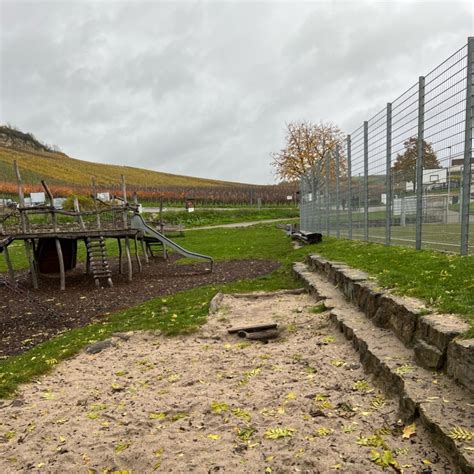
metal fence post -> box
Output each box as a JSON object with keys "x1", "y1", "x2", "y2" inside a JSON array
[
  {"x1": 461, "y1": 37, "x2": 473, "y2": 255},
  {"x1": 386, "y1": 103, "x2": 392, "y2": 246},
  {"x1": 311, "y1": 166, "x2": 317, "y2": 232},
  {"x1": 416, "y1": 76, "x2": 425, "y2": 250},
  {"x1": 325, "y1": 151, "x2": 330, "y2": 235},
  {"x1": 299, "y1": 177, "x2": 304, "y2": 231},
  {"x1": 335, "y1": 145, "x2": 340, "y2": 238},
  {"x1": 316, "y1": 162, "x2": 322, "y2": 232},
  {"x1": 347, "y1": 135, "x2": 352, "y2": 239},
  {"x1": 363, "y1": 121, "x2": 369, "y2": 241}
]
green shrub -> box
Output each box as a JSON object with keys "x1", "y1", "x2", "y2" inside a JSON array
[{"x1": 63, "y1": 195, "x2": 96, "y2": 211}]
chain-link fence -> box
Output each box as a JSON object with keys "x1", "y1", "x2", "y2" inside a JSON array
[{"x1": 301, "y1": 37, "x2": 474, "y2": 255}]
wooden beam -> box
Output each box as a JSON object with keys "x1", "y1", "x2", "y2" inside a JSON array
[
  {"x1": 41, "y1": 180, "x2": 57, "y2": 231},
  {"x1": 121, "y1": 175, "x2": 128, "y2": 229},
  {"x1": 140, "y1": 237, "x2": 149, "y2": 265},
  {"x1": 228, "y1": 323, "x2": 278, "y2": 334},
  {"x1": 3, "y1": 244, "x2": 15, "y2": 285},
  {"x1": 11, "y1": 228, "x2": 138, "y2": 239},
  {"x1": 121, "y1": 174, "x2": 127, "y2": 203},
  {"x1": 125, "y1": 236, "x2": 132, "y2": 282},
  {"x1": 134, "y1": 235, "x2": 142, "y2": 272},
  {"x1": 159, "y1": 195, "x2": 164, "y2": 233},
  {"x1": 91, "y1": 177, "x2": 101, "y2": 229},
  {"x1": 24, "y1": 239, "x2": 38, "y2": 289},
  {"x1": 55, "y1": 238, "x2": 66, "y2": 291},
  {"x1": 117, "y1": 237, "x2": 123, "y2": 274},
  {"x1": 14, "y1": 161, "x2": 27, "y2": 233},
  {"x1": 241, "y1": 329, "x2": 280, "y2": 341},
  {"x1": 41, "y1": 180, "x2": 54, "y2": 205},
  {"x1": 85, "y1": 239, "x2": 91, "y2": 274},
  {"x1": 14, "y1": 161, "x2": 25, "y2": 207},
  {"x1": 73, "y1": 197, "x2": 86, "y2": 230}
]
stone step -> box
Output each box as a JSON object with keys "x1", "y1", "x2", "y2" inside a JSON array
[
  {"x1": 293, "y1": 262, "x2": 474, "y2": 473},
  {"x1": 305, "y1": 254, "x2": 472, "y2": 390}
]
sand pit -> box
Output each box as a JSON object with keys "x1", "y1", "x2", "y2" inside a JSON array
[{"x1": 0, "y1": 292, "x2": 453, "y2": 473}]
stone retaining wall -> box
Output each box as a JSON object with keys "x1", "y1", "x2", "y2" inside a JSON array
[{"x1": 306, "y1": 254, "x2": 473, "y2": 392}]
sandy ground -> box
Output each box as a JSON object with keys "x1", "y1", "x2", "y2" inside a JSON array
[
  {"x1": 0, "y1": 257, "x2": 278, "y2": 357},
  {"x1": 0, "y1": 292, "x2": 454, "y2": 473}
]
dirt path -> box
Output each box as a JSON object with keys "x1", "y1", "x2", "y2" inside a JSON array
[
  {"x1": 186, "y1": 218, "x2": 293, "y2": 231},
  {"x1": 0, "y1": 293, "x2": 453, "y2": 473}
]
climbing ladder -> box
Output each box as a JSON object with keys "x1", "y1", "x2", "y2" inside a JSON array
[{"x1": 86, "y1": 236, "x2": 113, "y2": 288}]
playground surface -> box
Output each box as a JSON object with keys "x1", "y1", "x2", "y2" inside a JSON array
[
  {"x1": 0, "y1": 256, "x2": 279, "y2": 358},
  {"x1": 0, "y1": 292, "x2": 454, "y2": 473}
]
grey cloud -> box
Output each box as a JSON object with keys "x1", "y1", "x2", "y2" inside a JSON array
[{"x1": 1, "y1": 0, "x2": 473, "y2": 184}]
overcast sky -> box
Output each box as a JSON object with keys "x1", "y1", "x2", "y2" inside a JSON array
[{"x1": 1, "y1": 1, "x2": 473, "y2": 184}]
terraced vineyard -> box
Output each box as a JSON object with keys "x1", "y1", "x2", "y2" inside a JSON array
[
  {"x1": 0, "y1": 147, "x2": 237, "y2": 187},
  {"x1": 0, "y1": 146, "x2": 296, "y2": 205}
]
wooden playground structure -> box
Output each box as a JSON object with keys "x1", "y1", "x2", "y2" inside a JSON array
[{"x1": 0, "y1": 162, "x2": 213, "y2": 291}]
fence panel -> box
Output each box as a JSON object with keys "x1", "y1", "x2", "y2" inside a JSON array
[{"x1": 299, "y1": 38, "x2": 473, "y2": 255}]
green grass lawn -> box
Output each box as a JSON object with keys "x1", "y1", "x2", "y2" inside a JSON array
[
  {"x1": 330, "y1": 222, "x2": 474, "y2": 254},
  {"x1": 313, "y1": 239, "x2": 474, "y2": 324},
  {"x1": 450, "y1": 202, "x2": 474, "y2": 213},
  {"x1": 368, "y1": 222, "x2": 473, "y2": 253},
  {"x1": 1, "y1": 224, "x2": 473, "y2": 398}
]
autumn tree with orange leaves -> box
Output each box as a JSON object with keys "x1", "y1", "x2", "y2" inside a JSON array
[{"x1": 271, "y1": 121, "x2": 346, "y2": 183}]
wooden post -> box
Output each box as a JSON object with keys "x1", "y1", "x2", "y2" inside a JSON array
[
  {"x1": 121, "y1": 174, "x2": 127, "y2": 203},
  {"x1": 3, "y1": 244, "x2": 15, "y2": 285},
  {"x1": 85, "y1": 239, "x2": 91, "y2": 274},
  {"x1": 24, "y1": 240, "x2": 38, "y2": 289},
  {"x1": 14, "y1": 161, "x2": 28, "y2": 233},
  {"x1": 91, "y1": 177, "x2": 101, "y2": 230},
  {"x1": 134, "y1": 235, "x2": 142, "y2": 272},
  {"x1": 121, "y1": 175, "x2": 128, "y2": 230},
  {"x1": 55, "y1": 238, "x2": 66, "y2": 291},
  {"x1": 117, "y1": 237, "x2": 123, "y2": 274},
  {"x1": 133, "y1": 191, "x2": 139, "y2": 209},
  {"x1": 141, "y1": 237, "x2": 149, "y2": 264},
  {"x1": 73, "y1": 197, "x2": 85, "y2": 230},
  {"x1": 159, "y1": 195, "x2": 164, "y2": 233},
  {"x1": 125, "y1": 236, "x2": 132, "y2": 282},
  {"x1": 41, "y1": 180, "x2": 57, "y2": 231}
]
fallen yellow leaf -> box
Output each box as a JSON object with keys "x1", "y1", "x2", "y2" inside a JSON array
[{"x1": 402, "y1": 423, "x2": 416, "y2": 439}]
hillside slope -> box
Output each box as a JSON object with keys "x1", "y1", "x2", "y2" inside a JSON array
[{"x1": 0, "y1": 146, "x2": 249, "y2": 188}]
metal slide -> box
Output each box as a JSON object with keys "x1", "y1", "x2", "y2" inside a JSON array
[{"x1": 130, "y1": 214, "x2": 214, "y2": 270}]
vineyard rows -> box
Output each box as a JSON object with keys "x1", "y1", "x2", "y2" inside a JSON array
[{"x1": 0, "y1": 147, "x2": 296, "y2": 205}]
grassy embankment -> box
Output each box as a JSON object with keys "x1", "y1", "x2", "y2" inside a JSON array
[
  {"x1": 153, "y1": 208, "x2": 299, "y2": 227},
  {"x1": 0, "y1": 224, "x2": 473, "y2": 398}
]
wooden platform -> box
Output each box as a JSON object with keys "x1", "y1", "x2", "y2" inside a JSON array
[
  {"x1": 0, "y1": 165, "x2": 165, "y2": 290},
  {"x1": 5, "y1": 229, "x2": 139, "y2": 240}
]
